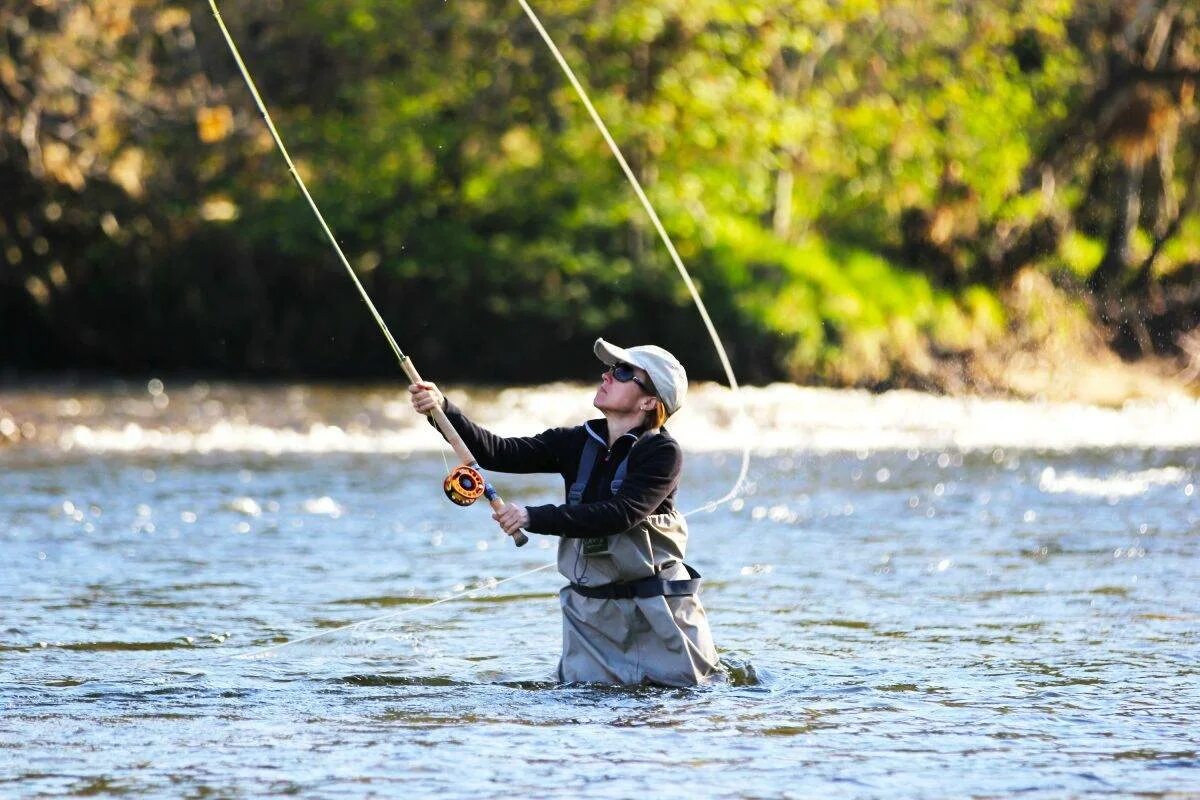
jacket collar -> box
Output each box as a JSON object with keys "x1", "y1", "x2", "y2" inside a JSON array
[{"x1": 584, "y1": 418, "x2": 647, "y2": 449}]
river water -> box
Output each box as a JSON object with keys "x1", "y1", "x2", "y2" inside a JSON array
[{"x1": 2, "y1": 381, "x2": 1198, "y2": 798}]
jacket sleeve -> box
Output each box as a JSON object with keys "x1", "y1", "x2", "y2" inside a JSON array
[
  {"x1": 428, "y1": 398, "x2": 570, "y2": 474},
  {"x1": 524, "y1": 437, "x2": 682, "y2": 537}
]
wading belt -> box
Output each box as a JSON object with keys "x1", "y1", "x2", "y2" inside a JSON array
[{"x1": 570, "y1": 563, "x2": 702, "y2": 600}]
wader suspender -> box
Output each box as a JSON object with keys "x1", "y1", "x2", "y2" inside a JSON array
[
  {"x1": 567, "y1": 434, "x2": 628, "y2": 505},
  {"x1": 566, "y1": 430, "x2": 702, "y2": 599},
  {"x1": 569, "y1": 432, "x2": 631, "y2": 558}
]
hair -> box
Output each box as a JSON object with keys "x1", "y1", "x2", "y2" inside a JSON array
[{"x1": 644, "y1": 399, "x2": 668, "y2": 430}]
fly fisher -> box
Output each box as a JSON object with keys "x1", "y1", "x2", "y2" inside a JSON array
[
  {"x1": 208, "y1": 0, "x2": 747, "y2": 670},
  {"x1": 410, "y1": 339, "x2": 721, "y2": 687}
]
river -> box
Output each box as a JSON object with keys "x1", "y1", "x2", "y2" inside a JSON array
[{"x1": 2, "y1": 381, "x2": 1198, "y2": 797}]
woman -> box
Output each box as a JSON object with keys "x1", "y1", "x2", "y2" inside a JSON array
[{"x1": 409, "y1": 338, "x2": 720, "y2": 687}]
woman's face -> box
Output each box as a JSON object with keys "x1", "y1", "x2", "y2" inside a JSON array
[{"x1": 593, "y1": 363, "x2": 654, "y2": 415}]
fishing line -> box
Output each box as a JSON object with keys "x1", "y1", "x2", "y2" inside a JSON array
[
  {"x1": 514, "y1": 0, "x2": 754, "y2": 516},
  {"x1": 233, "y1": 563, "x2": 557, "y2": 659}
]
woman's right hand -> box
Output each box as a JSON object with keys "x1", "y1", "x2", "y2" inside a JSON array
[{"x1": 408, "y1": 381, "x2": 445, "y2": 415}]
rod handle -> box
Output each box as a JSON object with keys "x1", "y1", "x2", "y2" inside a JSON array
[
  {"x1": 404, "y1": 357, "x2": 527, "y2": 547},
  {"x1": 488, "y1": 494, "x2": 529, "y2": 547}
]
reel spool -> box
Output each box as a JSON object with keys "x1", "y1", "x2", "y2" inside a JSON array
[{"x1": 444, "y1": 464, "x2": 486, "y2": 506}]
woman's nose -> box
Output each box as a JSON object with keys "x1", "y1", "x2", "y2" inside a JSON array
[{"x1": 600, "y1": 369, "x2": 612, "y2": 384}]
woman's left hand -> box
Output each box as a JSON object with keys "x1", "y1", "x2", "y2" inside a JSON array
[{"x1": 492, "y1": 502, "x2": 529, "y2": 535}]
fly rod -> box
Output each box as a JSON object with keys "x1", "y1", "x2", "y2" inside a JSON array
[{"x1": 207, "y1": 0, "x2": 527, "y2": 547}]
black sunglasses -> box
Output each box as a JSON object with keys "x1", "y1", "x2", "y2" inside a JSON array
[{"x1": 606, "y1": 363, "x2": 655, "y2": 395}]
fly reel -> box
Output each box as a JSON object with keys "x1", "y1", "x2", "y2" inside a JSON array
[{"x1": 444, "y1": 464, "x2": 486, "y2": 506}]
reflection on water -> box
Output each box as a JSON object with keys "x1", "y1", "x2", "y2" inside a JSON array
[{"x1": 1, "y1": 382, "x2": 1198, "y2": 798}]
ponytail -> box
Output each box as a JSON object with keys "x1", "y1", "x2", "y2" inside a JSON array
[{"x1": 645, "y1": 399, "x2": 668, "y2": 430}]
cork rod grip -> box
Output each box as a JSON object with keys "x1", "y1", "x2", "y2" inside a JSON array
[{"x1": 403, "y1": 358, "x2": 529, "y2": 547}]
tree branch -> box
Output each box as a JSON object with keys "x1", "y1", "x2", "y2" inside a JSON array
[
  {"x1": 1022, "y1": 65, "x2": 1200, "y2": 191},
  {"x1": 1131, "y1": 130, "x2": 1200, "y2": 290}
]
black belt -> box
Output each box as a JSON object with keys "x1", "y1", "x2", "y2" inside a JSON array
[{"x1": 569, "y1": 564, "x2": 701, "y2": 600}]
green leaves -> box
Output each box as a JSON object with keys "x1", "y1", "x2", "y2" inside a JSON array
[{"x1": 4, "y1": 0, "x2": 1196, "y2": 379}]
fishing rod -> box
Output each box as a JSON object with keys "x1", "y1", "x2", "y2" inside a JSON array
[{"x1": 206, "y1": 0, "x2": 527, "y2": 547}]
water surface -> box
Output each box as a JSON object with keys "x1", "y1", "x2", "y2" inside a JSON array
[{"x1": 2, "y1": 382, "x2": 1198, "y2": 798}]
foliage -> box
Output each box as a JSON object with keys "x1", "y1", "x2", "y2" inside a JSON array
[{"x1": 1, "y1": 1, "x2": 1198, "y2": 384}]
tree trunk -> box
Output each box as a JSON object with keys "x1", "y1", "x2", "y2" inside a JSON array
[
  {"x1": 772, "y1": 162, "x2": 794, "y2": 241},
  {"x1": 1089, "y1": 156, "x2": 1144, "y2": 294}
]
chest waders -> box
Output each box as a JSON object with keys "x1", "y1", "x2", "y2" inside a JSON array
[{"x1": 555, "y1": 431, "x2": 720, "y2": 687}]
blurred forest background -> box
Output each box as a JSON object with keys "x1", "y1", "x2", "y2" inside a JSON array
[{"x1": 2, "y1": 0, "x2": 1199, "y2": 391}]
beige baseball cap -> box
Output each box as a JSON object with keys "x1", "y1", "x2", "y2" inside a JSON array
[{"x1": 594, "y1": 338, "x2": 688, "y2": 416}]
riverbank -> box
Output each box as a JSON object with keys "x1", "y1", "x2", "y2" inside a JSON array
[{"x1": 890, "y1": 270, "x2": 1199, "y2": 407}]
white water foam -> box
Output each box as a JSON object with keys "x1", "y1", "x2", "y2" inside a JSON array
[
  {"x1": 33, "y1": 383, "x2": 1200, "y2": 455},
  {"x1": 56, "y1": 420, "x2": 431, "y2": 455},
  {"x1": 1038, "y1": 466, "x2": 1189, "y2": 498}
]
